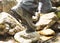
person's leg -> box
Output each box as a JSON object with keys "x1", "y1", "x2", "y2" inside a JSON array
[
  {"x1": 40, "y1": 0, "x2": 56, "y2": 13},
  {"x1": 11, "y1": 0, "x2": 39, "y2": 32}
]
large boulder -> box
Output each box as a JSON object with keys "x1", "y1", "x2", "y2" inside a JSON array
[
  {"x1": 14, "y1": 30, "x2": 40, "y2": 43},
  {"x1": 35, "y1": 12, "x2": 58, "y2": 30},
  {"x1": 0, "y1": 12, "x2": 25, "y2": 35}
]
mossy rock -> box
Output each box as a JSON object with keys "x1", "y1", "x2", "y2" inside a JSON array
[
  {"x1": 56, "y1": 7, "x2": 60, "y2": 18},
  {"x1": 56, "y1": 11, "x2": 60, "y2": 18}
]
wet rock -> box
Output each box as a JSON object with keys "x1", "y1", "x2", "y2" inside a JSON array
[
  {"x1": 14, "y1": 30, "x2": 40, "y2": 43},
  {"x1": 37, "y1": 29, "x2": 55, "y2": 36}
]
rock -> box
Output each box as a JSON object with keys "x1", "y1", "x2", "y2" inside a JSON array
[
  {"x1": 0, "y1": 1, "x2": 3, "y2": 12},
  {"x1": 0, "y1": 41, "x2": 4, "y2": 43},
  {"x1": 35, "y1": 12, "x2": 58, "y2": 30},
  {"x1": 56, "y1": 8, "x2": 60, "y2": 18},
  {"x1": 40, "y1": 36, "x2": 53, "y2": 41},
  {"x1": 0, "y1": 12, "x2": 25, "y2": 35},
  {"x1": 0, "y1": 38, "x2": 18, "y2": 43},
  {"x1": 4, "y1": 40, "x2": 16, "y2": 43},
  {"x1": 2, "y1": 0, "x2": 17, "y2": 12},
  {"x1": 0, "y1": 23, "x2": 9, "y2": 35},
  {"x1": 37, "y1": 29, "x2": 55, "y2": 36},
  {"x1": 57, "y1": 7, "x2": 60, "y2": 10},
  {"x1": 51, "y1": 21, "x2": 60, "y2": 32},
  {"x1": 51, "y1": 0, "x2": 60, "y2": 7},
  {"x1": 14, "y1": 30, "x2": 40, "y2": 43},
  {"x1": 42, "y1": 33, "x2": 60, "y2": 43},
  {"x1": 8, "y1": 29, "x2": 16, "y2": 35},
  {"x1": 8, "y1": 26, "x2": 22, "y2": 35}
]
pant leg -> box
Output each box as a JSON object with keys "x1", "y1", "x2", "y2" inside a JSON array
[
  {"x1": 40, "y1": 0, "x2": 52, "y2": 13},
  {"x1": 11, "y1": 0, "x2": 39, "y2": 32},
  {"x1": 21, "y1": 0, "x2": 39, "y2": 14}
]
